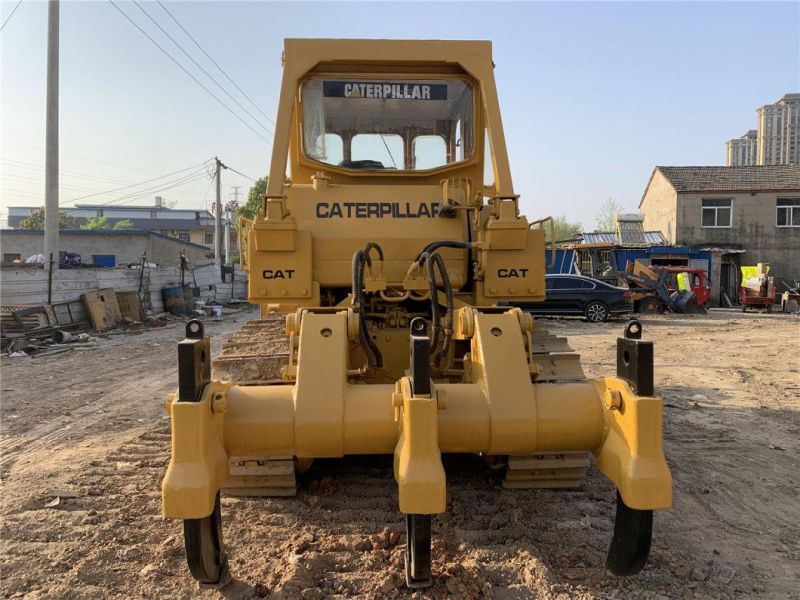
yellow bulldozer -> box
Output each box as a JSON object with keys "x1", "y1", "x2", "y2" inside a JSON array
[{"x1": 162, "y1": 38, "x2": 672, "y2": 588}]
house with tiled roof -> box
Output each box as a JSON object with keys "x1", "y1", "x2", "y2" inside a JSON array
[{"x1": 639, "y1": 165, "x2": 800, "y2": 303}]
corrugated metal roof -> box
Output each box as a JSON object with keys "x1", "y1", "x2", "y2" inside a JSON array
[
  {"x1": 580, "y1": 231, "x2": 667, "y2": 245},
  {"x1": 656, "y1": 165, "x2": 800, "y2": 193}
]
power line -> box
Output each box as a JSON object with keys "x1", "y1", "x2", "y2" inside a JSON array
[
  {"x1": 155, "y1": 0, "x2": 276, "y2": 128},
  {"x1": 64, "y1": 159, "x2": 212, "y2": 203},
  {"x1": 0, "y1": 0, "x2": 23, "y2": 33},
  {"x1": 131, "y1": 1, "x2": 273, "y2": 138},
  {"x1": 223, "y1": 165, "x2": 256, "y2": 181},
  {"x1": 106, "y1": 171, "x2": 210, "y2": 205},
  {"x1": 107, "y1": 1, "x2": 272, "y2": 146},
  {"x1": 2, "y1": 157, "x2": 138, "y2": 186}
]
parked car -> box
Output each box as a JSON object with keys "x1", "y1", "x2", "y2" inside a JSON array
[{"x1": 513, "y1": 274, "x2": 633, "y2": 323}]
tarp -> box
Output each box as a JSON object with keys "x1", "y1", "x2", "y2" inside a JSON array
[{"x1": 740, "y1": 265, "x2": 770, "y2": 286}]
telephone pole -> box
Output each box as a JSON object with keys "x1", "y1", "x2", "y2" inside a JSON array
[
  {"x1": 223, "y1": 205, "x2": 231, "y2": 265},
  {"x1": 214, "y1": 157, "x2": 222, "y2": 271},
  {"x1": 43, "y1": 0, "x2": 59, "y2": 272}
]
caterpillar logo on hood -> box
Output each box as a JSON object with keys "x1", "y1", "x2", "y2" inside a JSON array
[{"x1": 316, "y1": 202, "x2": 441, "y2": 219}]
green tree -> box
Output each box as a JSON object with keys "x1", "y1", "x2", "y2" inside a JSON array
[
  {"x1": 238, "y1": 176, "x2": 268, "y2": 220},
  {"x1": 547, "y1": 216, "x2": 583, "y2": 243},
  {"x1": 595, "y1": 197, "x2": 624, "y2": 232},
  {"x1": 112, "y1": 219, "x2": 134, "y2": 230},
  {"x1": 80, "y1": 217, "x2": 134, "y2": 230},
  {"x1": 18, "y1": 207, "x2": 77, "y2": 230}
]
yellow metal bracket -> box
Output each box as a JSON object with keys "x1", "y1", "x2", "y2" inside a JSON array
[
  {"x1": 393, "y1": 377, "x2": 446, "y2": 515},
  {"x1": 593, "y1": 377, "x2": 672, "y2": 510},
  {"x1": 162, "y1": 381, "x2": 230, "y2": 519}
]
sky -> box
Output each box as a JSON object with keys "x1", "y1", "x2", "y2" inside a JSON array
[{"x1": 1, "y1": 0, "x2": 799, "y2": 228}]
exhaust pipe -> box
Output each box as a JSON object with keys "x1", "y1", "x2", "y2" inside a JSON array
[{"x1": 52, "y1": 330, "x2": 90, "y2": 344}]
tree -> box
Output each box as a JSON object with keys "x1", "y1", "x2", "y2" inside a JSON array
[
  {"x1": 547, "y1": 216, "x2": 583, "y2": 243},
  {"x1": 238, "y1": 176, "x2": 268, "y2": 220},
  {"x1": 595, "y1": 197, "x2": 624, "y2": 232},
  {"x1": 18, "y1": 207, "x2": 77, "y2": 230},
  {"x1": 81, "y1": 217, "x2": 134, "y2": 230},
  {"x1": 111, "y1": 219, "x2": 134, "y2": 230}
]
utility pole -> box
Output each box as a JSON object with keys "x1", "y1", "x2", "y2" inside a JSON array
[
  {"x1": 223, "y1": 205, "x2": 231, "y2": 265},
  {"x1": 225, "y1": 187, "x2": 240, "y2": 267},
  {"x1": 214, "y1": 157, "x2": 222, "y2": 272},
  {"x1": 43, "y1": 0, "x2": 59, "y2": 272}
]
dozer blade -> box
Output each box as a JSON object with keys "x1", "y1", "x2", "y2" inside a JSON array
[{"x1": 503, "y1": 452, "x2": 591, "y2": 489}]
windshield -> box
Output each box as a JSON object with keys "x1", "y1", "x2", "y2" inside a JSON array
[{"x1": 302, "y1": 78, "x2": 474, "y2": 171}]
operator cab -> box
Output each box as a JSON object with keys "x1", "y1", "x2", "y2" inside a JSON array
[{"x1": 301, "y1": 78, "x2": 474, "y2": 172}]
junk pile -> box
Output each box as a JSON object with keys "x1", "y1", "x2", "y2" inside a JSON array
[
  {"x1": 779, "y1": 280, "x2": 800, "y2": 313},
  {"x1": 739, "y1": 264, "x2": 776, "y2": 313},
  {"x1": 619, "y1": 261, "x2": 708, "y2": 314}
]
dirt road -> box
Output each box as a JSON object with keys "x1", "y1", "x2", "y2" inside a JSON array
[{"x1": 1, "y1": 310, "x2": 798, "y2": 599}]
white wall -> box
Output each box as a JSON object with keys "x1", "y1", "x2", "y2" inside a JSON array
[{"x1": 0, "y1": 263, "x2": 248, "y2": 324}]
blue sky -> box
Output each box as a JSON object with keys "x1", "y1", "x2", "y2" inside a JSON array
[{"x1": 1, "y1": 1, "x2": 798, "y2": 228}]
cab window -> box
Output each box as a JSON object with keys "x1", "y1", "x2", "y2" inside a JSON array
[{"x1": 302, "y1": 77, "x2": 474, "y2": 171}]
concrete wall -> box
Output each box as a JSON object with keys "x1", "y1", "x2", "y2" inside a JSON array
[
  {"x1": 640, "y1": 170, "x2": 679, "y2": 243},
  {"x1": 674, "y1": 191, "x2": 800, "y2": 282},
  {"x1": 0, "y1": 263, "x2": 248, "y2": 325},
  {"x1": 0, "y1": 230, "x2": 210, "y2": 266}
]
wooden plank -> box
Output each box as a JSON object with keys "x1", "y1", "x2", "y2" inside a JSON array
[{"x1": 80, "y1": 289, "x2": 123, "y2": 331}]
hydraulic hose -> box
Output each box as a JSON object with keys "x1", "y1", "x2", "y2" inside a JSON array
[
  {"x1": 431, "y1": 253, "x2": 454, "y2": 366},
  {"x1": 414, "y1": 240, "x2": 475, "y2": 265},
  {"x1": 352, "y1": 245, "x2": 384, "y2": 369}
]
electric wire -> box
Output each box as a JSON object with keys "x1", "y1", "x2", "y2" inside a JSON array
[
  {"x1": 223, "y1": 165, "x2": 256, "y2": 181},
  {"x1": 0, "y1": 0, "x2": 23, "y2": 33},
  {"x1": 131, "y1": 0, "x2": 274, "y2": 137},
  {"x1": 65, "y1": 160, "x2": 211, "y2": 203},
  {"x1": 155, "y1": 0, "x2": 277, "y2": 128},
  {"x1": 107, "y1": 171, "x2": 210, "y2": 204},
  {"x1": 107, "y1": 0, "x2": 272, "y2": 145}
]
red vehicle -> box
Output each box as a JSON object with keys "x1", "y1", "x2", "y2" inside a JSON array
[
  {"x1": 660, "y1": 267, "x2": 710, "y2": 306},
  {"x1": 739, "y1": 286, "x2": 776, "y2": 312}
]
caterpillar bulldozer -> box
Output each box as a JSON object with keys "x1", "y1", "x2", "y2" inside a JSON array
[{"x1": 162, "y1": 39, "x2": 672, "y2": 589}]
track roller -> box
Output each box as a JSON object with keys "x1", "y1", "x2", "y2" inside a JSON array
[
  {"x1": 606, "y1": 491, "x2": 653, "y2": 576},
  {"x1": 405, "y1": 514, "x2": 433, "y2": 588},
  {"x1": 183, "y1": 492, "x2": 229, "y2": 586}
]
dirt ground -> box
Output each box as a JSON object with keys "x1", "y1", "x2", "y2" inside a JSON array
[{"x1": 1, "y1": 309, "x2": 798, "y2": 599}]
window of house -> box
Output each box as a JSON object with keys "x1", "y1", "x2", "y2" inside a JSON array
[
  {"x1": 701, "y1": 198, "x2": 732, "y2": 228},
  {"x1": 3, "y1": 253, "x2": 21, "y2": 263},
  {"x1": 777, "y1": 198, "x2": 800, "y2": 227},
  {"x1": 177, "y1": 231, "x2": 190, "y2": 241},
  {"x1": 205, "y1": 232, "x2": 214, "y2": 244},
  {"x1": 150, "y1": 210, "x2": 158, "y2": 219},
  {"x1": 97, "y1": 209, "x2": 104, "y2": 217}
]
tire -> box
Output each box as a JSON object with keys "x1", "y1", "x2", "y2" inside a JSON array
[
  {"x1": 639, "y1": 297, "x2": 660, "y2": 314},
  {"x1": 766, "y1": 304, "x2": 773, "y2": 313},
  {"x1": 183, "y1": 492, "x2": 226, "y2": 584},
  {"x1": 585, "y1": 301, "x2": 610, "y2": 323}
]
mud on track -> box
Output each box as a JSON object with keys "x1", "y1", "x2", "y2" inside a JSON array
[{"x1": 1, "y1": 309, "x2": 798, "y2": 599}]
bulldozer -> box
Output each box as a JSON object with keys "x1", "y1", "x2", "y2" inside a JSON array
[{"x1": 162, "y1": 39, "x2": 672, "y2": 589}]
